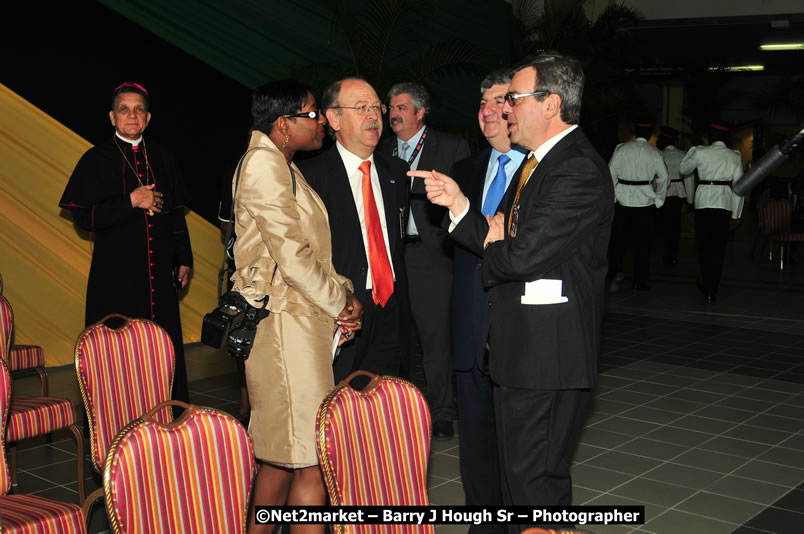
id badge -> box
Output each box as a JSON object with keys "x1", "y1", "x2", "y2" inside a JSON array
[
  {"x1": 399, "y1": 207, "x2": 407, "y2": 239},
  {"x1": 509, "y1": 204, "x2": 520, "y2": 238}
]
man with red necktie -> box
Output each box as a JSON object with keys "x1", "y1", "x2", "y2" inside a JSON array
[{"x1": 300, "y1": 78, "x2": 410, "y2": 383}]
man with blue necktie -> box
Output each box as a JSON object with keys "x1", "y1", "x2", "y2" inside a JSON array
[{"x1": 449, "y1": 69, "x2": 525, "y2": 532}]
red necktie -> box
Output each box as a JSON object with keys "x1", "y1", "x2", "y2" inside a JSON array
[{"x1": 359, "y1": 161, "x2": 394, "y2": 307}]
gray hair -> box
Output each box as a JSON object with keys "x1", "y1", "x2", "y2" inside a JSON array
[
  {"x1": 321, "y1": 76, "x2": 370, "y2": 116},
  {"x1": 387, "y1": 82, "x2": 430, "y2": 121},
  {"x1": 514, "y1": 52, "x2": 584, "y2": 124},
  {"x1": 480, "y1": 68, "x2": 513, "y2": 95}
]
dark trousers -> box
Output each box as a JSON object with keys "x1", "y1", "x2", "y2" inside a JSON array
[
  {"x1": 333, "y1": 289, "x2": 405, "y2": 384},
  {"x1": 405, "y1": 241, "x2": 456, "y2": 421},
  {"x1": 659, "y1": 196, "x2": 685, "y2": 262},
  {"x1": 456, "y1": 360, "x2": 505, "y2": 534},
  {"x1": 494, "y1": 386, "x2": 590, "y2": 531},
  {"x1": 695, "y1": 208, "x2": 731, "y2": 297},
  {"x1": 608, "y1": 204, "x2": 655, "y2": 285}
]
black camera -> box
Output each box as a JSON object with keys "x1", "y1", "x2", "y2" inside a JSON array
[{"x1": 201, "y1": 291, "x2": 269, "y2": 359}]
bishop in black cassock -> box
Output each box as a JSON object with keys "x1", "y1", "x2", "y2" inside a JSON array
[{"x1": 59, "y1": 83, "x2": 193, "y2": 403}]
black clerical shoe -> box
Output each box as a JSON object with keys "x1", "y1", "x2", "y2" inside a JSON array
[{"x1": 432, "y1": 420, "x2": 454, "y2": 440}]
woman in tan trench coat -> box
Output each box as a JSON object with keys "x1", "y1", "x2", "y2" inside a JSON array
[{"x1": 231, "y1": 80, "x2": 363, "y2": 534}]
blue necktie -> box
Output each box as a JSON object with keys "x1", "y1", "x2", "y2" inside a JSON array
[{"x1": 482, "y1": 154, "x2": 510, "y2": 216}]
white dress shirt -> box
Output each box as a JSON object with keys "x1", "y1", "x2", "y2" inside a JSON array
[
  {"x1": 335, "y1": 141, "x2": 397, "y2": 289},
  {"x1": 679, "y1": 141, "x2": 744, "y2": 218},
  {"x1": 662, "y1": 145, "x2": 694, "y2": 200},
  {"x1": 609, "y1": 137, "x2": 669, "y2": 208}
]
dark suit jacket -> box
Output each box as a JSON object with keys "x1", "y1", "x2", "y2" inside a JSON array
[
  {"x1": 380, "y1": 128, "x2": 470, "y2": 258},
  {"x1": 299, "y1": 147, "x2": 410, "y2": 374},
  {"x1": 299, "y1": 145, "x2": 408, "y2": 301},
  {"x1": 450, "y1": 128, "x2": 614, "y2": 390},
  {"x1": 451, "y1": 147, "x2": 494, "y2": 371}
]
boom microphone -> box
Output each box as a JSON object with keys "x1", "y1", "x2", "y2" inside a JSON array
[{"x1": 733, "y1": 122, "x2": 804, "y2": 196}]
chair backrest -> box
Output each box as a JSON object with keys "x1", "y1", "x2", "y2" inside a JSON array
[
  {"x1": 317, "y1": 372, "x2": 433, "y2": 533},
  {"x1": 0, "y1": 358, "x2": 11, "y2": 496},
  {"x1": 0, "y1": 296, "x2": 13, "y2": 361},
  {"x1": 74, "y1": 315, "x2": 175, "y2": 473},
  {"x1": 757, "y1": 194, "x2": 793, "y2": 235},
  {"x1": 104, "y1": 401, "x2": 256, "y2": 534}
]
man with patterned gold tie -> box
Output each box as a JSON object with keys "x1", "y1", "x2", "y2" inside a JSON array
[
  {"x1": 380, "y1": 82, "x2": 470, "y2": 439},
  {"x1": 300, "y1": 78, "x2": 410, "y2": 383},
  {"x1": 411, "y1": 53, "x2": 613, "y2": 528}
]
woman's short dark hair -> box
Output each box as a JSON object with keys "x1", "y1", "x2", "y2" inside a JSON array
[{"x1": 252, "y1": 80, "x2": 312, "y2": 135}]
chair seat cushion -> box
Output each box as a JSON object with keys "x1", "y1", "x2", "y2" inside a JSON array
[
  {"x1": 7, "y1": 397, "x2": 76, "y2": 441},
  {"x1": 7, "y1": 345, "x2": 44, "y2": 372},
  {"x1": 0, "y1": 494, "x2": 85, "y2": 533}
]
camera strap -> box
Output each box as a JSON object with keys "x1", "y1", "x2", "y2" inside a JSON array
[{"x1": 217, "y1": 148, "x2": 297, "y2": 298}]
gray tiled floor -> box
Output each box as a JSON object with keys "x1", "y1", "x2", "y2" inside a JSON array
[{"x1": 8, "y1": 212, "x2": 804, "y2": 533}]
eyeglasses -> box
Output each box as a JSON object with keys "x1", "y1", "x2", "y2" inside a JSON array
[
  {"x1": 281, "y1": 110, "x2": 321, "y2": 120},
  {"x1": 332, "y1": 103, "x2": 387, "y2": 116},
  {"x1": 504, "y1": 90, "x2": 550, "y2": 106}
]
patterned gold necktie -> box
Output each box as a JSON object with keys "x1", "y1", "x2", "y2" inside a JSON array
[{"x1": 507, "y1": 154, "x2": 539, "y2": 236}]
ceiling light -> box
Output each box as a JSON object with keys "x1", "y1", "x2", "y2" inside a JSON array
[
  {"x1": 708, "y1": 65, "x2": 765, "y2": 72},
  {"x1": 760, "y1": 43, "x2": 804, "y2": 51}
]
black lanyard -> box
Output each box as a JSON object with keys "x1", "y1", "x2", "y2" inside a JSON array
[{"x1": 393, "y1": 127, "x2": 428, "y2": 166}]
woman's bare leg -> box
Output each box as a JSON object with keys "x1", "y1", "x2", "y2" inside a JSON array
[{"x1": 247, "y1": 463, "x2": 294, "y2": 534}]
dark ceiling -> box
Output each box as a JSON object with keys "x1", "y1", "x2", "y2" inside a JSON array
[{"x1": 626, "y1": 13, "x2": 804, "y2": 75}]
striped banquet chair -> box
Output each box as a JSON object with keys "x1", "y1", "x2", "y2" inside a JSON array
[
  {"x1": 0, "y1": 358, "x2": 86, "y2": 533},
  {"x1": 0, "y1": 291, "x2": 48, "y2": 396},
  {"x1": 73, "y1": 315, "x2": 175, "y2": 516},
  {"x1": 104, "y1": 400, "x2": 256, "y2": 534},
  {"x1": 316, "y1": 371, "x2": 433, "y2": 534},
  {"x1": 0, "y1": 296, "x2": 85, "y2": 503}
]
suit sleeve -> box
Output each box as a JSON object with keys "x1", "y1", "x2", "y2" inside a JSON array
[
  {"x1": 238, "y1": 150, "x2": 347, "y2": 318},
  {"x1": 482, "y1": 156, "x2": 605, "y2": 286},
  {"x1": 449, "y1": 205, "x2": 492, "y2": 257}
]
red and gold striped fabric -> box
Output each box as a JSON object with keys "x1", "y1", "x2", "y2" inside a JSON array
[
  {"x1": 0, "y1": 494, "x2": 85, "y2": 533},
  {"x1": 74, "y1": 317, "x2": 175, "y2": 473},
  {"x1": 0, "y1": 358, "x2": 12, "y2": 495},
  {"x1": 316, "y1": 376, "x2": 433, "y2": 534},
  {"x1": 6, "y1": 345, "x2": 44, "y2": 372},
  {"x1": 105, "y1": 406, "x2": 256, "y2": 534},
  {"x1": 0, "y1": 360, "x2": 85, "y2": 533},
  {"x1": 0, "y1": 296, "x2": 13, "y2": 360},
  {"x1": 7, "y1": 397, "x2": 76, "y2": 442}
]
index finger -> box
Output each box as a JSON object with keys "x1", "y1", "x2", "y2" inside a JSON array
[{"x1": 407, "y1": 170, "x2": 433, "y2": 180}]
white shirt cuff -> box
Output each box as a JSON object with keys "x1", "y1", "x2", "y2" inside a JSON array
[{"x1": 448, "y1": 200, "x2": 471, "y2": 232}]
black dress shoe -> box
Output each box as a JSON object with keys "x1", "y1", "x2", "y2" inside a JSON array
[{"x1": 432, "y1": 420, "x2": 454, "y2": 440}]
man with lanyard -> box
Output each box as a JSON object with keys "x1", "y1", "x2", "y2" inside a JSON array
[
  {"x1": 608, "y1": 121, "x2": 668, "y2": 290},
  {"x1": 380, "y1": 82, "x2": 470, "y2": 439}
]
